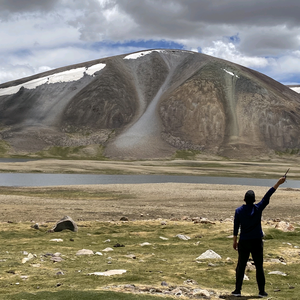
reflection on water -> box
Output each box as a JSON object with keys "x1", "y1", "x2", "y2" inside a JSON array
[{"x1": 0, "y1": 173, "x2": 299, "y2": 188}]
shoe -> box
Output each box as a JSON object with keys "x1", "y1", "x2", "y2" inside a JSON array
[
  {"x1": 231, "y1": 290, "x2": 241, "y2": 297},
  {"x1": 258, "y1": 291, "x2": 268, "y2": 297}
]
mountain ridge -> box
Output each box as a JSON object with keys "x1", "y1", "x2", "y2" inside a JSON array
[{"x1": 1, "y1": 49, "x2": 300, "y2": 159}]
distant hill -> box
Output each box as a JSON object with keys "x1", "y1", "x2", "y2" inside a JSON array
[{"x1": 1, "y1": 49, "x2": 300, "y2": 159}]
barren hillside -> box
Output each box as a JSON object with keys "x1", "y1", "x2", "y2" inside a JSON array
[{"x1": 0, "y1": 49, "x2": 300, "y2": 159}]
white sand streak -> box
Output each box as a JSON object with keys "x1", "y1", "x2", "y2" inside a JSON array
[{"x1": 0, "y1": 63, "x2": 106, "y2": 96}]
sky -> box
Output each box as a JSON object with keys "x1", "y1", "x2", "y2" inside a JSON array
[{"x1": 1, "y1": 0, "x2": 300, "y2": 85}]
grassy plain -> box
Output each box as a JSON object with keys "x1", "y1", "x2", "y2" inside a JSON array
[{"x1": 0, "y1": 156, "x2": 300, "y2": 299}]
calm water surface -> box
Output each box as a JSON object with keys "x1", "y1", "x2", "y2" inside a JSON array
[{"x1": 0, "y1": 173, "x2": 299, "y2": 188}]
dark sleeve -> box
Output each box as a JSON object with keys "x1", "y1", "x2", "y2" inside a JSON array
[
  {"x1": 233, "y1": 210, "x2": 240, "y2": 236},
  {"x1": 256, "y1": 187, "x2": 276, "y2": 211}
]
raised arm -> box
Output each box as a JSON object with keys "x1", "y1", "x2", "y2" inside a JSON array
[{"x1": 273, "y1": 177, "x2": 286, "y2": 190}]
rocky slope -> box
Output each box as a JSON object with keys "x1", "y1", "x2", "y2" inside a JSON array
[{"x1": 0, "y1": 49, "x2": 300, "y2": 159}]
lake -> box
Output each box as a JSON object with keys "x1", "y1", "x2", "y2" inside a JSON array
[{"x1": 0, "y1": 173, "x2": 299, "y2": 188}]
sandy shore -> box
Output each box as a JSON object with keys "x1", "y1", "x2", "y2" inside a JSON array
[
  {"x1": 0, "y1": 158, "x2": 299, "y2": 223},
  {"x1": 1, "y1": 182, "x2": 299, "y2": 224}
]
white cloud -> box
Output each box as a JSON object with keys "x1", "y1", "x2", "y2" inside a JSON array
[
  {"x1": 2, "y1": 0, "x2": 300, "y2": 84},
  {"x1": 202, "y1": 41, "x2": 269, "y2": 68}
]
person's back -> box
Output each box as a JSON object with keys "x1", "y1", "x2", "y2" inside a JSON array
[{"x1": 232, "y1": 177, "x2": 286, "y2": 298}]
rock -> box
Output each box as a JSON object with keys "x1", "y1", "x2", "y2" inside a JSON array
[
  {"x1": 140, "y1": 242, "x2": 151, "y2": 246},
  {"x1": 193, "y1": 288, "x2": 210, "y2": 298},
  {"x1": 22, "y1": 253, "x2": 34, "y2": 264},
  {"x1": 125, "y1": 254, "x2": 136, "y2": 259},
  {"x1": 102, "y1": 247, "x2": 114, "y2": 252},
  {"x1": 176, "y1": 234, "x2": 191, "y2": 240},
  {"x1": 194, "y1": 218, "x2": 215, "y2": 224},
  {"x1": 95, "y1": 252, "x2": 103, "y2": 256},
  {"x1": 120, "y1": 216, "x2": 129, "y2": 221},
  {"x1": 76, "y1": 249, "x2": 94, "y2": 255},
  {"x1": 161, "y1": 281, "x2": 168, "y2": 286},
  {"x1": 268, "y1": 271, "x2": 287, "y2": 276},
  {"x1": 159, "y1": 236, "x2": 169, "y2": 240},
  {"x1": 275, "y1": 221, "x2": 295, "y2": 232},
  {"x1": 31, "y1": 223, "x2": 39, "y2": 229},
  {"x1": 51, "y1": 216, "x2": 78, "y2": 232},
  {"x1": 51, "y1": 257, "x2": 63, "y2": 262},
  {"x1": 161, "y1": 221, "x2": 167, "y2": 225},
  {"x1": 50, "y1": 239, "x2": 63, "y2": 242},
  {"x1": 184, "y1": 279, "x2": 198, "y2": 285},
  {"x1": 88, "y1": 270, "x2": 126, "y2": 276},
  {"x1": 196, "y1": 250, "x2": 221, "y2": 260},
  {"x1": 243, "y1": 274, "x2": 249, "y2": 280},
  {"x1": 113, "y1": 243, "x2": 125, "y2": 247},
  {"x1": 56, "y1": 271, "x2": 64, "y2": 275}
]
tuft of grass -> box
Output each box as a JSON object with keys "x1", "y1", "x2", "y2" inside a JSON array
[
  {"x1": 0, "y1": 140, "x2": 10, "y2": 155},
  {"x1": 173, "y1": 149, "x2": 202, "y2": 160},
  {"x1": 35, "y1": 145, "x2": 108, "y2": 160}
]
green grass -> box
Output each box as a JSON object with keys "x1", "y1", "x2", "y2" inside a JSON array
[
  {"x1": 35, "y1": 145, "x2": 108, "y2": 160},
  {"x1": 0, "y1": 140, "x2": 10, "y2": 155},
  {"x1": 1, "y1": 290, "x2": 176, "y2": 300},
  {"x1": 0, "y1": 187, "x2": 132, "y2": 200},
  {"x1": 0, "y1": 221, "x2": 299, "y2": 299},
  {"x1": 172, "y1": 149, "x2": 202, "y2": 160}
]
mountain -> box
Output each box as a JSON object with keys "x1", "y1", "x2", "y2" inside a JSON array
[{"x1": 1, "y1": 49, "x2": 300, "y2": 159}]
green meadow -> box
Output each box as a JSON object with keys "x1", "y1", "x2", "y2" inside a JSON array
[{"x1": 0, "y1": 220, "x2": 299, "y2": 299}]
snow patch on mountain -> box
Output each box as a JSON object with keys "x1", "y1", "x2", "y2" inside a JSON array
[
  {"x1": 0, "y1": 63, "x2": 106, "y2": 96},
  {"x1": 123, "y1": 50, "x2": 167, "y2": 60},
  {"x1": 290, "y1": 86, "x2": 300, "y2": 93}
]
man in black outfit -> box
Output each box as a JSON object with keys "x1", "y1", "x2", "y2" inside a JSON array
[{"x1": 232, "y1": 177, "x2": 286, "y2": 297}]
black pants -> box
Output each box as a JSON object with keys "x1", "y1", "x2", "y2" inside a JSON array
[{"x1": 235, "y1": 238, "x2": 265, "y2": 293}]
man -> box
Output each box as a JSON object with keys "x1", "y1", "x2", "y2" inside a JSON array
[{"x1": 232, "y1": 177, "x2": 286, "y2": 298}]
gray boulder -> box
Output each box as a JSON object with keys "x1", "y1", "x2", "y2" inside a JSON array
[{"x1": 51, "y1": 216, "x2": 78, "y2": 232}]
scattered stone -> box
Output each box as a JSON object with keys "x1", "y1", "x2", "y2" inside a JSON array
[
  {"x1": 193, "y1": 288, "x2": 210, "y2": 298},
  {"x1": 120, "y1": 216, "x2": 129, "y2": 221},
  {"x1": 76, "y1": 249, "x2": 94, "y2": 255},
  {"x1": 113, "y1": 243, "x2": 125, "y2": 247},
  {"x1": 20, "y1": 276, "x2": 28, "y2": 280},
  {"x1": 95, "y1": 252, "x2": 103, "y2": 256},
  {"x1": 102, "y1": 247, "x2": 114, "y2": 252},
  {"x1": 88, "y1": 270, "x2": 126, "y2": 276},
  {"x1": 31, "y1": 223, "x2": 39, "y2": 230},
  {"x1": 268, "y1": 271, "x2": 287, "y2": 276},
  {"x1": 22, "y1": 253, "x2": 34, "y2": 264},
  {"x1": 51, "y1": 257, "x2": 63, "y2": 262},
  {"x1": 176, "y1": 234, "x2": 191, "y2": 240},
  {"x1": 56, "y1": 271, "x2": 64, "y2": 275},
  {"x1": 140, "y1": 242, "x2": 151, "y2": 246},
  {"x1": 161, "y1": 281, "x2": 168, "y2": 286},
  {"x1": 184, "y1": 279, "x2": 198, "y2": 285},
  {"x1": 194, "y1": 217, "x2": 215, "y2": 224},
  {"x1": 125, "y1": 254, "x2": 136, "y2": 259},
  {"x1": 275, "y1": 221, "x2": 295, "y2": 232},
  {"x1": 196, "y1": 250, "x2": 221, "y2": 260},
  {"x1": 50, "y1": 239, "x2": 63, "y2": 242},
  {"x1": 159, "y1": 236, "x2": 168, "y2": 240},
  {"x1": 243, "y1": 274, "x2": 249, "y2": 280},
  {"x1": 222, "y1": 218, "x2": 233, "y2": 223},
  {"x1": 161, "y1": 221, "x2": 167, "y2": 225},
  {"x1": 31, "y1": 264, "x2": 41, "y2": 268},
  {"x1": 51, "y1": 216, "x2": 78, "y2": 232}
]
